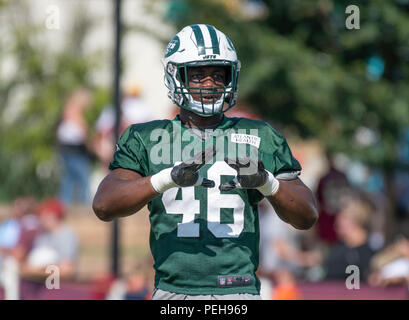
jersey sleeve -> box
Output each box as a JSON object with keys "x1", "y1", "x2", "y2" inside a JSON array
[
  {"x1": 246, "y1": 122, "x2": 302, "y2": 205},
  {"x1": 109, "y1": 125, "x2": 148, "y2": 176},
  {"x1": 262, "y1": 124, "x2": 302, "y2": 180},
  {"x1": 272, "y1": 137, "x2": 301, "y2": 180}
]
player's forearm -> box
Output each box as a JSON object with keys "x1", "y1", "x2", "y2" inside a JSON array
[
  {"x1": 266, "y1": 179, "x2": 318, "y2": 230},
  {"x1": 92, "y1": 176, "x2": 158, "y2": 222}
]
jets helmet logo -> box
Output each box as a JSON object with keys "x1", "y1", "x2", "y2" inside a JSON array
[{"x1": 165, "y1": 35, "x2": 180, "y2": 58}]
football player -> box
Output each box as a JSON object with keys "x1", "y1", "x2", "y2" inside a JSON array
[{"x1": 93, "y1": 24, "x2": 318, "y2": 300}]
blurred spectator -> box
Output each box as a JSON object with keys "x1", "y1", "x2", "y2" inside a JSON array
[
  {"x1": 57, "y1": 88, "x2": 93, "y2": 205},
  {"x1": 395, "y1": 174, "x2": 409, "y2": 220},
  {"x1": 93, "y1": 83, "x2": 152, "y2": 170},
  {"x1": 257, "y1": 199, "x2": 322, "y2": 299},
  {"x1": 0, "y1": 196, "x2": 40, "y2": 262},
  {"x1": 0, "y1": 196, "x2": 38, "y2": 300},
  {"x1": 0, "y1": 198, "x2": 26, "y2": 258},
  {"x1": 106, "y1": 256, "x2": 154, "y2": 300},
  {"x1": 340, "y1": 159, "x2": 387, "y2": 250},
  {"x1": 395, "y1": 127, "x2": 409, "y2": 219},
  {"x1": 315, "y1": 152, "x2": 350, "y2": 245},
  {"x1": 20, "y1": 198, "x2": 78, "y2": 282},
  {"x1": 357, "y1": 168, "x2": 387, "y2": 251},
  {"x1": 324, "y1": 194, "x2": 377, "y2": 282},
  {"x1": 368, "y1": 236, "x2": 409, "y2": 287}
]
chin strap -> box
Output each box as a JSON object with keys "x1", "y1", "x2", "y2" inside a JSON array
[{"x1": 186, "y1": 92, "x2": 224, "y2": 116}]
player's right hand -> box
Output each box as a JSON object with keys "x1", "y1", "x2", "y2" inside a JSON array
[
  {"x1": 150, "y1": 146, "x2": 217, "y2": 193},
  {"x1": 171, "y1": 146, "x2": 216, "y2": 188}
]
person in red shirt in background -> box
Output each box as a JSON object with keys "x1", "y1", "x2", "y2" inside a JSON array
[{"x1": 315, "y1": 152, "x2": 350, "y2": 245}]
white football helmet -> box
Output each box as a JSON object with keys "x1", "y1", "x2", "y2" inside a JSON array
[{"x1": 163, "y1": 24, "x2": 241, "y2": 116}]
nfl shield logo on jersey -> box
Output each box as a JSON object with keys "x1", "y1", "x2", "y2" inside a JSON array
[{"x1": 219, "y1": 276, "x2": 226, "y2": 286}]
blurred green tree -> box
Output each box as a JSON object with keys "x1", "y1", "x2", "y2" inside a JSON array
[{"x1": 0, "y1": 1, "x2": 110, "y2": 201}]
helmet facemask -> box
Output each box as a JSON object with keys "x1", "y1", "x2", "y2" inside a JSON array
[{"x1": 164, "y1": 60, "x2": 240, "y2": 117}]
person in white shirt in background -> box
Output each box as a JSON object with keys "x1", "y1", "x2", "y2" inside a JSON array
[
  {"x1": 22, "y1": 198, "x2": 78, "y2": 279},
  {"x1": 16, "y1": 198, "x2": 78, "y2": 299},
  {"x1": 91, "y1": 83, "x2": 152, "y2": 195},
  {"x1": 57, "y1": 88, "x2": 93, "y2": 205}
]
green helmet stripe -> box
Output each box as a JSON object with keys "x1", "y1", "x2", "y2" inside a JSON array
[
  {"x1": 191, "y1": 25, "x2": 205, "y2": 55},
  {"x1": 206, "y1": 25, "x2": 220, "y2": 55}
]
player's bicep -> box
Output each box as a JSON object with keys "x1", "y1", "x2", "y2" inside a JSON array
[
  {"x1": 107, "y1": 168, "x2": 143, "y2": 181},
  {"x1": 96, "y1": 168, "x2": 143, "y2": 193}
]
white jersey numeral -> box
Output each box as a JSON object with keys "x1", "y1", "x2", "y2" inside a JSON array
[
  {"x1": 162, "y1": 186, "x2": 200, "y2": 237},
  {"x1": 207, "y1": 161, "x2": 244, "y2": 238},
  {"x1": 162, "y1": 161, "x2": 245, "y2": 238}
]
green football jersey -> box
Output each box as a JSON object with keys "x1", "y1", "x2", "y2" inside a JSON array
[{"x1": 109, "y1": 115, "x2": 301, "y2": 295}]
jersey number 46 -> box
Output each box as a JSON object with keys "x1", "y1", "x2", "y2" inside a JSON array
[{"x1": 162, "y1": 161, "x2": 245, "y2": 238}]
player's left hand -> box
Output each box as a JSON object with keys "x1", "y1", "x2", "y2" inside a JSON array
[{"x1": 219, "y1": 157, "x2": 280, "y2": 196}]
